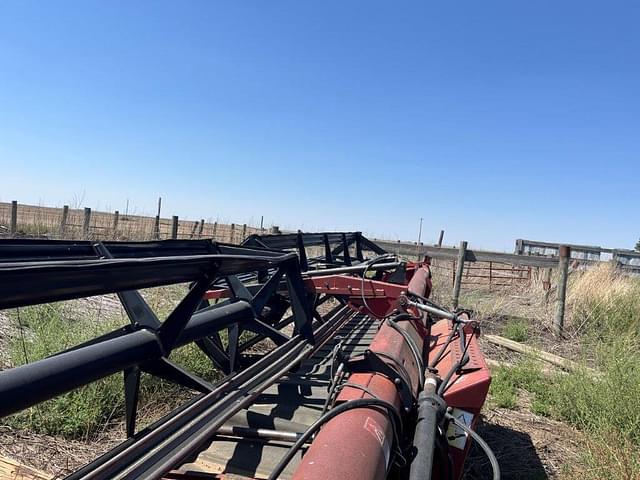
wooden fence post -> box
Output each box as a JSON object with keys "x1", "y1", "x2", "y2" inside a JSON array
[
  {"x1": 83, "y1": 207, "x2": 91, "y2": 239},
  {"x1": 542, "y1": 267, "x2": 552, "y2": 292},
  {"x1": 198, "y1": 219, "x2": 205, "y2": 238},
  {"x1": 212, "y1": 222, "x2": 217, "y2": 240},
  {"x1": 451, "y1": 260, "x2": 456, "y2": 287},
  {"x1": 9, "y1": 201, "x2": 18, "y2": 237},
  {"x1": 154, "y1": 215, "x2": 160, "y2": 239},
  {"x1": 242, "y1": 223, "x2": 247, "y2": 241},
  {"x1": 112, "y1": 210, "x2": 119, "y2": 238},
  {"x1": 437, "y1": 230, "x2": 444, "y2": 247},
  {"x1": 489, "y1": 261, "x2": 493, "y2": 291},
  {"x1": 230, "y1": 223, "x2": 235, "y2": 243},
  {"x1": 171, "y1": 216, "x2": 179, "y2": 239},
  {"x1": 190, "y1": 221, "x2": 199, "y2": 239},
  {"x1": 554, "y1": 245, "x2": 571, "y2": 337},
  {"x1": 60, "y1": 205, "x2": 69, "y2": 237},
  {"x1": 452, "y1": 240, "x2": 467, "y2": 309}
]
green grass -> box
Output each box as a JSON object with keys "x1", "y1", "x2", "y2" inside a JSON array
[
  {"x1": 488, "y1": 270, "x2": 640, "y2": 479},
  {"x1": 7, "y1": 303, "x2": 126, "y2": 438},
  {"x1": 488, "y1": 358, "x2": 545, "y2": 410},
  {"x1": 6, "y1": 297, "x2": 223, "y2": 439},
  {"x1": 15, "y1": 221, "x2": 51, "y2": 236},
  {"x1": 501, "y1": 317, "x2": 530, "y2": 343}
]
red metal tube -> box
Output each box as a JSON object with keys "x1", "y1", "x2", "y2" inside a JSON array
[
  {"x1": 291, "y1": 372, "x2": 400, "y2": 480},
  {"x1": 291, "y1": 309, "x2": 427, "y2": 480},
  {"x1": 407, "y1": 264, "x2": 432, "y2": 299}
]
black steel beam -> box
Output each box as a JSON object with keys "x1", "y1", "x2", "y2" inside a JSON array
[
  {"x1": 0, "y1": 239, "x2": 285, "y2": 263},
  {"x1": 0, "y1": 253, "x2": 295, "y2": 310},
  {"x1": 0, "y1": 300, "x2": 254, "y2": 418}
]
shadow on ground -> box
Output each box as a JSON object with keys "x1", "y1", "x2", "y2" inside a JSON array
[{"x1": 464, "y1": 418, "x2": 548, "y2": 480}]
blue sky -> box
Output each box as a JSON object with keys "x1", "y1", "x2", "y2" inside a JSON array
[{"x1": 0, "y1": 1, "x2": 638, "y2": 251}]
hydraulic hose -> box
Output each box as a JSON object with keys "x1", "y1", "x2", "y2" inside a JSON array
[
  {"x1": 408, "y1": 375, "x2": 446, "y2": 480},
  {"x1": 268, "y1": 398, "x2": 402, "y2": 480},
  {"x1": 445, "y1": 412, "x2": 501, "y2": 480}
]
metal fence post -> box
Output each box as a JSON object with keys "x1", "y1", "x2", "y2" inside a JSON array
[
  {"x1": 171, "y1": 216, "x2": 179, "y2": 239},
  {"x1": 452, "y1": 240, "x2": 467, "y2": 309},
  {"x1": 554, "y1": 245, "x2": 571, "y2": 337},
  {"x1": 60, "y1": 205, "x2": 69, "y2": 237},
  {"x1": 83, "y1": 207, "x2": 91, "y2": 239}
]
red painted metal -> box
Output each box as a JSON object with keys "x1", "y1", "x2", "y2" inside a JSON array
[
  {"x1": 204, "y1": 263, "x2": 432, "y2": 318},
  {"x1": 290, "y1": 264, "x2": 490, "y2": 480},
  {"x1": 292, "y1": 372, "x2": 401, "y2": 480},
  {"x1": 291, "y1": 269, "x2": 430, "y2": 480},
  {"x1": 406, "y1": 264, "x2": 432, "y2": 298},
  {"x1": 430, "y1": 319, "x2": 491, "y2": 479},
  {"x1": 303, "y1": 264, "x2": 431, "y2": 318}
]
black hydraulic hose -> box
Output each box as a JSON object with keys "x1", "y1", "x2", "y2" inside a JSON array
[
  {"x1": 428, "y1": 324, "x2": 457, "y2": 369},
  {"x1": 437, "y1": 327, "x2": 471, "y2": 396},
  {"x1": 408, "y1": 376, "x2": 446, "y2": 480},
  {"x1": 445, "y1": 412, "x2": 500, "y2": 480},
  {"x1": 435, "y1": 431, "x2": 454, "y2": 480},
  {"x1": 386, "y1": 317, "x2": 425, "y2": 390},
  {"x1": 267, "y1": 398, "x2": 402, "y2": 480}
]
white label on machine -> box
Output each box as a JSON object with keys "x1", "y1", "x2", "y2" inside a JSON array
[
  {"x1": 364, "y1": 416, "x2": 391, "y2": 467},
  {"x1": 446, "y1": 408, "x2": 474, "y2": 450}
]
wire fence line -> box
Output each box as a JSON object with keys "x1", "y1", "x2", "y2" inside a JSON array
[{"x1": 0, "y1": 201, "x2": 272, "y2": 244}]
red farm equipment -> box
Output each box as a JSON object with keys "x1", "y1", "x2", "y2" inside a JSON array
[{"x1": 0, "y1": 231, "x2": 496, "y2": 480}]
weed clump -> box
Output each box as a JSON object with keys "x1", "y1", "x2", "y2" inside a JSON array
[{"x1": 501, "y1": 317, "x2": 530, "y2": 343}]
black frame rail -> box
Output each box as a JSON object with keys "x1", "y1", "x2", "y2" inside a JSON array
[{"x1": 243, "y1": 231, "x2": 386, "y2": 271}]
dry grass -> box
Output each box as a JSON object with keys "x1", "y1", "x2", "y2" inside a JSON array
[
  {"x1": 445, "y1": 261, "x2": 640, "y2": 480},
  {"x1": 565, "y1": 262, "x2": 640, "y2": 337},
  {"x1": 0, "y1": 201, "x2": 264, "y2": 242}
]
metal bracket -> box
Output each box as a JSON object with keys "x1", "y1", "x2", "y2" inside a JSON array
[{"x1": 346, "y1": 349, "x2": 414, "y2": 412}]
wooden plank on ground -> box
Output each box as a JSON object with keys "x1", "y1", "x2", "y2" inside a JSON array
[
  {"x1": 0, "y1": 457, "x2": 51, "y2": 480},
  {"x1": 484, "y1": 334, "x2": 598, "y2": 375}
]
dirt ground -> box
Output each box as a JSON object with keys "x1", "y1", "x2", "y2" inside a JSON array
[
  {"x1": 466, "y1": 404, "x2": 582, "y2": 479},
  {"x1": 0, "y1": 427, "x2": 118, "y2": 479}
]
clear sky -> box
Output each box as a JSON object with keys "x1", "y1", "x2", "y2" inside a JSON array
[{"x1": 0, "y1": 1, "x2": 638, "y2": 251}]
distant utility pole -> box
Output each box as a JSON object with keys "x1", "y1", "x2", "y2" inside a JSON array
[{"x1": 416, "y1": 217, "x2": 423, "y2": 260}]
